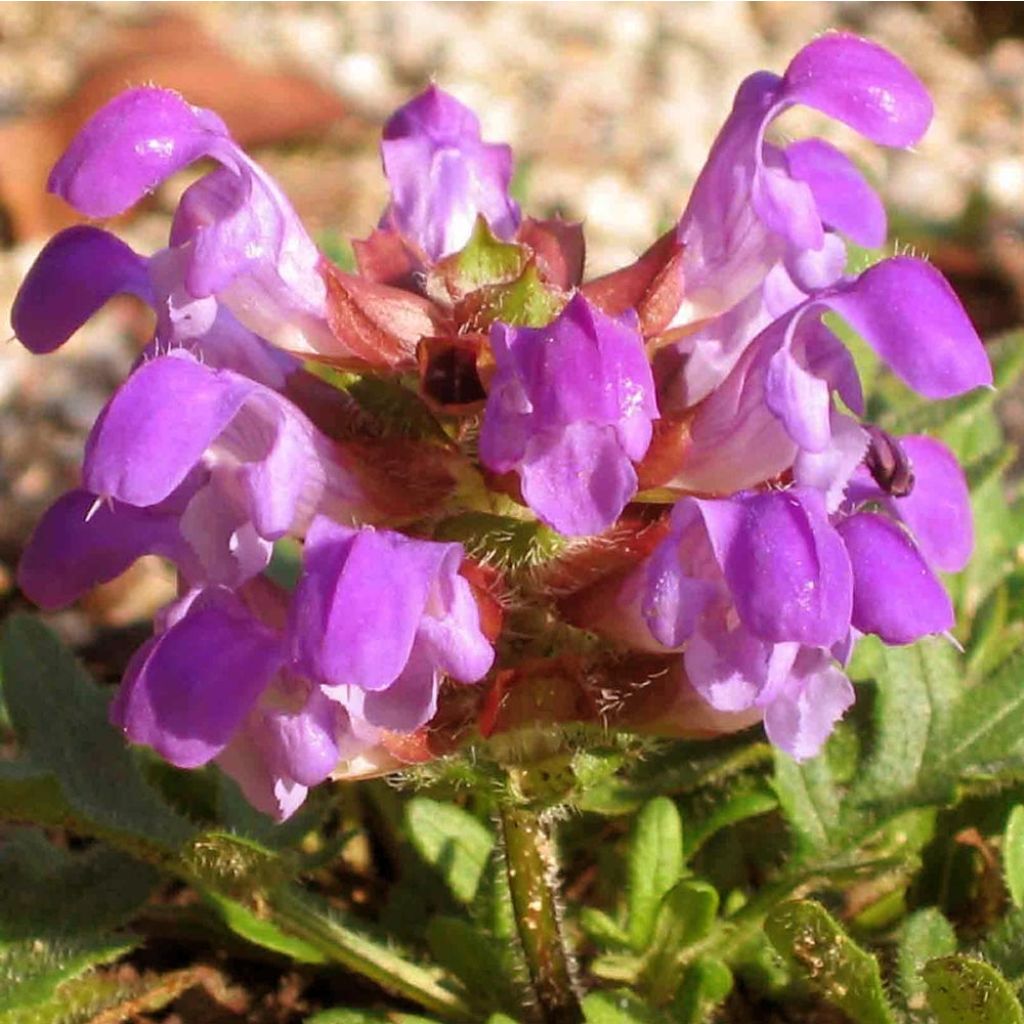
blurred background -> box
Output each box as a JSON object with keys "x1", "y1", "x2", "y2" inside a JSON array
[{"x1": 1, "y1": 0, "x2": 1023, "y2": 668}]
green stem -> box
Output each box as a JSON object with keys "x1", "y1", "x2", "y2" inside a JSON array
[
  {"x1": 268, "y1": 886, "x2": 475, "y2": 1022},
  {"x1": 499, "y1": 802, "x2": 582, "y2": 1024}
]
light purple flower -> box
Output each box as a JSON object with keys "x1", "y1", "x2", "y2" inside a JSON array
[
  {"x1": 380, "y1": 84, "x2": 520, "y2": 261},
  {"x1": 12, "y1": 225, "x2": 299, "y2": 389},
  {"x1": 45, "y1": 87, "x2": 338, "y2": 358},
  {"x1": 664, "y1": 33, "x2": 931, "y2": 406},
  {"x1": 479, "y1": 293, "x2": 659, "y2": 537},
  {"x1": 658, "y1": 257, "x2": 990, "y2": 503},
  {"x1": 291, "y1": 517, "x2": 494, "y2": 733}
]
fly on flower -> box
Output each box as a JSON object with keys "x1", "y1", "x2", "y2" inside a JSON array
[{"x1": 13, "y1": 32, "x2": 991, "y2": 818}]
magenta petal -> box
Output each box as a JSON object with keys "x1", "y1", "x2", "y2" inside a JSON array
[
  {"x1": 83, "y1": 352, "x2": 254, "y2": 506},
  {"x1": 49, "y1": 87, "x2": 229, "y2": 217},
  {"x1": 684, "y1": 619, "x2": 775, "y2": 712},
  {"x1": 699, "y1": 489, "x2": 853, "y2": 647},
  {"x1": 12, "y1": 226, "x2": 153, "y2": 354},
  {"x1": 114, "y1": 592, "x2": 284, "y2": 768},
  {"x1": 763, "y1": 649, "x2": 855, "y2": 761},
  {"x1": 785, "y1": 138, "x2": 887, "y2": 248},
  {"x1": 216, "y1": 727, "x2": 308, "y2": 822},
  {"x1": 18, "y1": 488, "x2": 198, "y2": 609},
  {"x1": 828, "y1": 258, "x2": 992, "y2": 398},
  {"x1": 783, "y1": 33, "x2": 933, "y2": 148},
  {"x1": 892, "y1": 436, "x2": 973, "y2": 572},
  {"x1": 837, "y1": 512, "x2": 954, "y2": 644}
]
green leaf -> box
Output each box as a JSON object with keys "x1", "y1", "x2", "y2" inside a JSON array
[
  {"x1": 673, "y1": 958, "x2": 733, "y2": 1024},
  {"x1": 640, "y1": 880, "x2": 719, "y2": 1005},
  {"x1": 425, "y1": 916, "x2": 519, "y2": 1014},
  {"x1": 202, "y1": 891, "x2": 326, "y2": 964},
  {"x1": 1006, "y1": 805, "x2": 1024, "y2": 909},
  {"x1": 581, "y1": 989, "x2": 673, "y2": 1024},
  {"x1": 0, "y1": 829, "x2": 156, "y2": 940},
  {"x1": 579, "y1": 908, "x2": 630, "y2": 949},
  {"x1": 765, "y1": 900, "x2": 896, "y2": 1024},
  {"x1": 0, "y1": 615, "x2": 194, "y2": 857},
  {"x1": 627, "y1": 798, "x2": 684, "y2": 951},
  {"x1": 406, "y1": 798, "x2": 495, "y2": 906},
  {"x1": 0, "y1": 935, "x2": 133, "y2": 1015},
  {"x1": 772, "y1": 749, "x2": 842, "y2": 858},
  {"x1": 976, "y1": 908, "x2": 1024, "y2": 989},
  {"x1": 851, "y1": 639, "x2": 961, "y2": 808},
  {"x1": 897, "y1": 909, "x2": 957, "y2": 1021},
  {"x1": 924, "y1": 956, "x2": 1024, "y2": 1024},
  {"x1": 683, "y1": 785, "x2": 778, "y2": 859}
]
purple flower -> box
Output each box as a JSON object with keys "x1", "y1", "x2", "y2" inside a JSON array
[
  {"x1": 479, "y1": 293, "x2": 659, "y2": 537},
  {"x1": 109, "y1": 521, "x2": 495, "y2": 820},
  {"x1": 291, "y1": 517, "x2": 494, "y2": 732},
  {"x1": 664, "y1": 33, "x2": 932, "y2": 406},
  {"x1": 657, "y1": 257, "x2": 991, "y2": 503},
  {"x1": 380, "y1": 84, "x2": 521, "y2": 261},
  {"x1": 12, "y1": 225, "x2": 299, "y2": 389},
  {"x1": 42, "y1": 87, "x2": 354, "y2": 360}
]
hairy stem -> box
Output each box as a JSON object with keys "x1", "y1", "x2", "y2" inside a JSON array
[
  {"x1": 268, "y1": 886, "x2": 475, "y2": 1021},
  {"x1": 499, "y1": 801, "x2": 582, "y2": 1024}
]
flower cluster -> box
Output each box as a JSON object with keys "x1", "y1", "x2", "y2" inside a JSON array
[{"x1": 14, "y1": 34, "x2": 990, "y2": 817}]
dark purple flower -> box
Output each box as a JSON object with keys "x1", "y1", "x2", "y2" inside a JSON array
[
  {"x1": 479, "y1": 293, "x2": 659, "y2": 536},
  {"x1": 380, "y1": 84, "x2": 520, "y2": 260}
]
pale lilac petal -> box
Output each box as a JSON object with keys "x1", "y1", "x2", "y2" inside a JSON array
[
  {"x1": 112, "y1": 590, "x2": 284, "y2": 768},
  {"x1": 684, "y1": 617, "x2": 775, "y2": 712},
  {"x1": 764, "y1": 345, "x2": 833, "y2": 452},
  {"x1": 793, "y1": 411, "x2": 869, "y2": 513},
  {"x1": 698, "y1": 489, "x2": 853, "y2": 647},
  {"x1": 837, "y1": 511, "x2": 954, "y2": 643},
  {"x1": 260, "y1": 686, "x2": 343, "y2": 787},
  {"x1": 782, "y1": 33, "x2": 933, "y2": 147},
  {"x1": 802, "y1": 319, "x2": 864, "y2": 415},
  {"x1": 785, "y1": 138, "x2": 887, "y2": 248},
  {"x1": 417, "y1": 568, "x2": 495, "y2": 683},
  {"x1": 381, "y1": 85, "x2": 521, "y2": 259},
  {"x1": 891, "y1": 436, "x2": 972, "y2": 573},
  {"x1": 216, "y1": 728, "x2": 308, "y2": 822},
  {"x1": 349, "y1": 644, "x2": 440, "y2": 733},
  {"x1": 782, "y1": 231, "x2": 848, "y2": 293},
  {"x1": 12, "y1": 227, "x2": 153, "y2": 354},
  {"x1": 763, "y1": 650, "x2": 855, "y2": 760},
  {"x1": 827, "y1": 257, "x2": 992, "y2": 398}
]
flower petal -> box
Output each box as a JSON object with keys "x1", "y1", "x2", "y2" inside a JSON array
[
  {"x1": 837, "y1": 511, "x2": 954, "y2": 643},
  {"x1": 112, "y1": 591, "x2": 284, "y2": 768},
  {"x1": 782, "y1": 33, "x2": 933, "y2": 147},
  {"x1": 699, "y1": 489, "x2": 853, "y2": 647},
  {"x1": 12, "y1": 226, "x2": 153, "y2": 354},
  {"x1": 827, "y1": 257, "x2": 991, "y2": 398},
  {"x1": 785, "y1": 138, "x2": 887, "y2": 248},
  {"x1": 891, "y1": 436, "x2": 973, "y2": 572}
]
